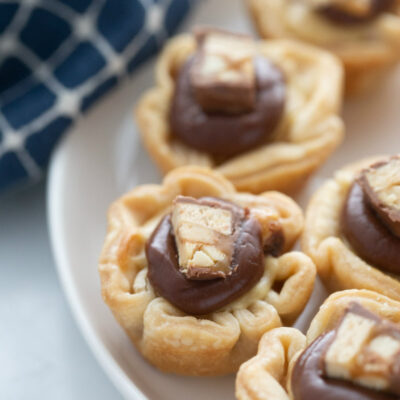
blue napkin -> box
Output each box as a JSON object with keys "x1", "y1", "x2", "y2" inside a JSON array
[{"x1": 0, "y1": 0, "x2": 194, "y2": 193}]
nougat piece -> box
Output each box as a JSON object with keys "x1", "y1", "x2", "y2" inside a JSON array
[
  {"x1": 358, "y1": 156, "x2": 400, "y2": 237},
  {"x1": 190, "y1": 29, "x2": 257, "y2": 114},
  {"x1": 324, "y1": 303, "x2": 400, "y2": 395},
  {"x1": 171, "y1": 196, "x2": 242, "y2": 280}
]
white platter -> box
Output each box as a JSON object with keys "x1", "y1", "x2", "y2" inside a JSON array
[{"x1": 47, "y1": 0, "x2": 400, "y2": 398}]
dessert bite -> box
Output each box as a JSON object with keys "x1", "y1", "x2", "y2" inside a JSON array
[
  {"x1": 136, "y1": 27, "x2": 344, "y2": 193},
  {"x1": 99, "y1": 167, "x2": 315, "y2": 375},
  {"x1": 303, "y1": 155, "x2": 400, "y2": 301},
  {"x1": 246, "y1": 0, "x2": 400, "y2": 95},
  {"x1": 236, "y1": 290, "x2": 400, "y2": 400}
]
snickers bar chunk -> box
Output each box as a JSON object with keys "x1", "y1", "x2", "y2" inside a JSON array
[
  {"x1": 189, "y1": 30, "x2": 257, "y2": 114},
  {"x1": 171, "y1": 196, "x2": 242, "y2": 280},
  {"x1": 324, "y1": 303, "x2": 400, "y2": 396}
]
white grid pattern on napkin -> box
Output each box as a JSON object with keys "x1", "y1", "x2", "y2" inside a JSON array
[{"x1": 0, "y1": 0, "x2": 179, "y2": 184}]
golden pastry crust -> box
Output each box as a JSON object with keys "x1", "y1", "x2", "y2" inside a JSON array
[
  {"x1": 302, "y1": 155, "x2": 400, "y2": 301},
  {"x1": 135, "y1": 34, "x2": 344, "y2": 194},
  {"x1": 99, "y1": 167, "x2": 316, "y2": 375},
  {"x1": 247, "y1": 0, "x2": 400, "y2": 96},
  {"x1": 306, "y1": 289, "x2": 400, "y2": 341},
  {"x1": 236, "y1": 327, "x2": 306, "y2": 400},
  {"x1": 236, "y1": 289, "x2": 400, "y2": 400}
]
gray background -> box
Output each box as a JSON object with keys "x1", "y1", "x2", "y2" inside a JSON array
[{"x1": 1, "y1": 182, "x2": 121, "y2": 399}]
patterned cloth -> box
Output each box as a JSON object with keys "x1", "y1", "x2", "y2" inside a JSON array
[{"x1": 0, "y1": 0, "x2": 194, "y2": 193}]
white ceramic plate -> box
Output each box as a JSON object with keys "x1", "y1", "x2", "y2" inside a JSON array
[{"x1": 47, "y1": 0, "x2": 400, "y2": 398}]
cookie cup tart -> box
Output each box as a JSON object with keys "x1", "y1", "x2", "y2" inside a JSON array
[
  {"x1": 135, "y1": 28, "x2": 344, "y2": 194},
  {"x1": 246, "y1": 0, "x2": 400, "y2": 96},
  {"x1": 236, "y1": 289, "x2": 400, "y2": 400},
  {"x1": 302, "y1": 155, "x2": 400, "y2": 301},
  {"x1": 99, "y1": 167, "x2": 316, "y2": 376}
]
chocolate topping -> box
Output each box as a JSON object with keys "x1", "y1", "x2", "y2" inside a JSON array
[
  {"x1": 292, "y1": 331, "x2": 397, "y2": 400},
  {"x1": 358, "y1": 158, "x2": 400, "y2": 239},
  {"x1": 146, "y1": 198, "x2": 265, "y2": 315},
  {"x1": 316, "y1": 0, "x2": 395, "y2": 25},
  {"x1": 341, "y1": 181, "x2": 400, "y2": 275},
  {"x1": 170, "y1": 55, "x2": 286, "y2": 158},
  {"x1": 292, "y1": 303, "x2": 399, "y2": 400}
]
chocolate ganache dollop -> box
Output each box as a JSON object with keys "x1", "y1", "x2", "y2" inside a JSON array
[
  {"x1": 169, "y1": 30, "x2": 286, "y2": 159},
  {"x1": 341, "y1": 158, "x2": 400, "y2": 275},
  {"x1": 316, "y1": 0, "x2": 396, "y2": 25},
  {"x1": 145, "y1": 197, "x2": 272, "y2": 315}
]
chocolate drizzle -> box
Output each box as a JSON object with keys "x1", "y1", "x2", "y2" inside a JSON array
[
  {"x1": 169, "y1": 56, "x2": 286, "y2": 158},
  {"x1": 146, "y1": 198, "x2": 266, "y2": 315}
]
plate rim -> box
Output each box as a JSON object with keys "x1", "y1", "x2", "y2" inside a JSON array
[{"x1": 47, "y1": 134, "x2": 148, "y2": 400}]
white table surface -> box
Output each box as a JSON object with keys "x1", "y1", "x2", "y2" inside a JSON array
[{"x1": 0, "y1": 182, "x2": 121, "y2": 399}]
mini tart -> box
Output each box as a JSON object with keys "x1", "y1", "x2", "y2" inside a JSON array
[
  {"x1": 135, "y1": 33, "x2": 344, "y2": 194},
  {"x1": 99, "y1": 167, "x2": 316, "y2": 376},
  {"x1": 302, "y1": 155, "x2": 400, "y2": 301},
  {"x1": 236, "y1": 289, "x2": 400, "y2": 400},
  {"x1": 247, "y1": 0, "x2": 400, "y2": 96}
]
